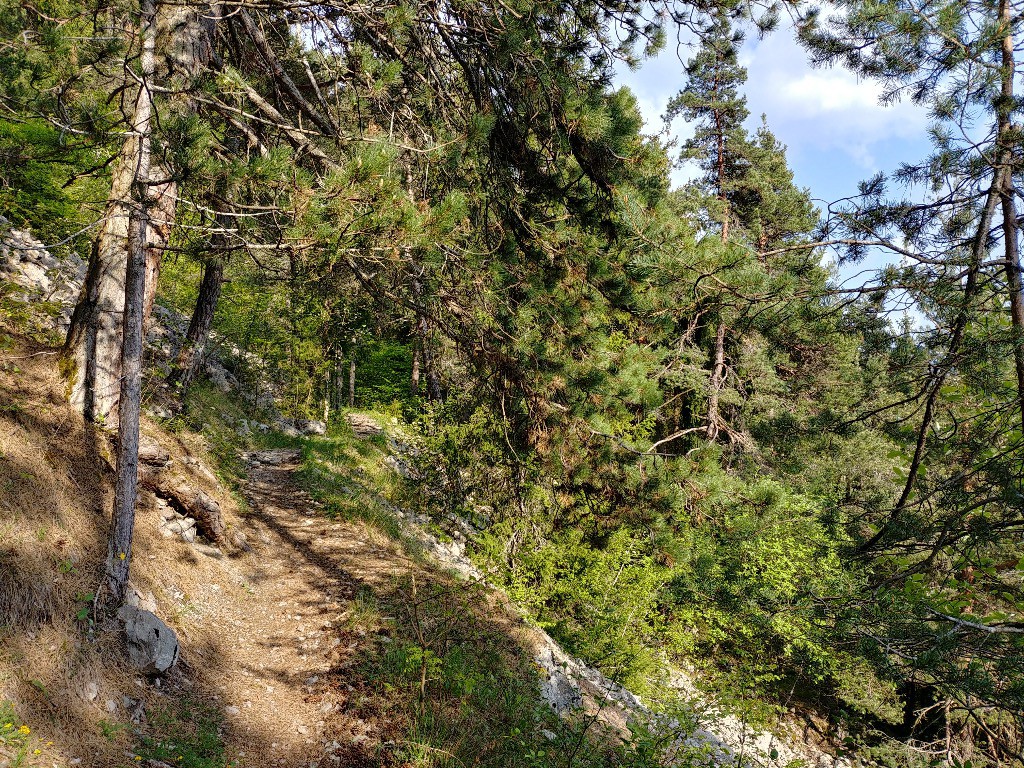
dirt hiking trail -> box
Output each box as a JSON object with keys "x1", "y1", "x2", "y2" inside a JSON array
[{"x1": 186, "y1": 447, "x2": 420, "y2": 767}]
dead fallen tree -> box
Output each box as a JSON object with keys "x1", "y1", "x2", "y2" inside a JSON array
[{"x1": 138, "y1": 463, "x2": 226, "y2": 544}]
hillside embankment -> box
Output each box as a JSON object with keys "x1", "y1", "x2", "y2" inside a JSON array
[{"x1": 0, "y1": 223, "x2": 850, "y2": 768}]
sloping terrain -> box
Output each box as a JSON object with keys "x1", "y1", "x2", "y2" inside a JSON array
[
  {"x1": 0, "y1": 339, "x2": 636, "y2": 768},
  {"x1": 0, "y1": 227, "x2": 848, "y2": 768}
]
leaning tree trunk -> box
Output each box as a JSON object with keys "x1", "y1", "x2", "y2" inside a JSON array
[
  {"x1": 104, "y1": 0, "x2": 157, "y2": 607},
  {"x1": 63, "y1": 0, "x2": 214, "y2": 424},
  {"x1": 168, "y1": 251, "x2": 224, "y2": 394}
]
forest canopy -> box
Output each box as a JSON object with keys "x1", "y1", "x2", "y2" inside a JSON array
[{"x1": 2, "y1": 0, "x2": 1023, "y2": 764}]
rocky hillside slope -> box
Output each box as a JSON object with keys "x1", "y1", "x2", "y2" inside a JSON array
[{"x1": 0, "y1": 222, "x2": 851, "y2": 768}]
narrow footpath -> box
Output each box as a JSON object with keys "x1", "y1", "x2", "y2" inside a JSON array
[{"x1": 177, "y1": 448, "x2": 415, "y2": 767}]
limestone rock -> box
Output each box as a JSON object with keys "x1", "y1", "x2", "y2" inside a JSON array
[
  {"x1": 117, "y1": 605, "x2": 179, "y2": 674},
  {"x1": 0, "y1": 217, "x2": 87, "y2": 332},
  {"x1": 124, "y1": 585, "x2": 158, "y2": 613},
  {"x1": 383, "y1": 454, "x2": 418, "y2": 480},
  {"x1": 345, "y1": 413, "x2": 383, "y2": 438},
  {"x1": 247, "y1": 448, "x2": 299, "y2": 466},
  {"x1": 301, "y1": 419, "x2": 327, "y2": 436}
]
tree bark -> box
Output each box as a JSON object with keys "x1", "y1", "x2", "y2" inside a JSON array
[
  {"x1": 64, "y1": 136, "x2": 138, "y2": 424},
  {"x1": 104, "y1": 0, "x2": 157, "y2": 607},
  {"x1": 348, "y1": 355, "x2": 356, "y2": 408},
  {"x1": 168, "y1": 254, "x2": 224, "y2": 394},
  {"x1": 143, "y1": 174, "x2": 176, "y2": 331},
  {"x1": 411, "y1": 274, "x2": 443, "y2": 401},
  {"x1": 63, "y1": 0, "x2": 213, "y2": 424},
  {"x1": 411, "y1": 343, "x2": 421, "y2": 395},
  {"x1": 706, "y1": 320, "x2": 726, "y2": 442}
]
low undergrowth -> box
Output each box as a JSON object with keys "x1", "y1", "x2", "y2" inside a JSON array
[
  {"x1": 0, "y1": 700, "x2": 35, "y2": 768},
  {"x1": 135, "y1": 697, "x2": 231, "y2": 768},
  {"x1": 340, "y1": 574, "x2": 690, "y2": 768},
  {"x1": 295, "y1": 414, "x2": 410, "y2": 542}
]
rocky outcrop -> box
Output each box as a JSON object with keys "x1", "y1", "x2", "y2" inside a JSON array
[
  {"x1": 0, "y1": 220, "x2": 281, "y2": 416},
  {"x1": 0, "y1": 217, "x2": 86, "y2": 333},
  {"x1": 345, "y1": 412, "x2": 384, "y2": 437},
  {"x1": 274, "y1": 417, "x2": 327, "y2": 438},
  {"x1": 139, "y1": 463, "x2": 226, "y2": 543}
]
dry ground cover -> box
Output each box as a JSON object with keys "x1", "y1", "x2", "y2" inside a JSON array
[{"x1": 0, "y1": 334, "x2": 638, "y2": 768}]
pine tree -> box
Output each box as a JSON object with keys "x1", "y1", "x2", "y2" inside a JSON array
[
  {"x1": 666, "y1": 8, "x2": 752, "y2": 243},
  {"x1": 795, "y1": 1, "x2": 1024, "y2": 753},
  {"x1": 662, "y1": 9, "x2": 819, "y2": 448}
]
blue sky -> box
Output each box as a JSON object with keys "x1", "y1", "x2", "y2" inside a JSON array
[{"x1": 613, "y1": 24, "x2": 932, "y2": 284}]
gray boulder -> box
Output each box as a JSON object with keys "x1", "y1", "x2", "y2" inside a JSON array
[
  {"x1": 117, "y1": 604, "x2": 179, "y2": 674},
  {"x1": 273, "y1": 417, "x2": 327, "y2": 437},
  {"x1": 300, "y1": 419, "x2": 327, "y2": 436}
]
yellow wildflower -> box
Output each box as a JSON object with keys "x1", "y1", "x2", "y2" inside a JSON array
[{"x1": 18, "y1": 725, "x2": 30, "y2": 735}]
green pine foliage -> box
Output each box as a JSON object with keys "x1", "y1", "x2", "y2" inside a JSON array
[{"x1": 5, "y1": 0, "x2": 1024, "y2": 763}]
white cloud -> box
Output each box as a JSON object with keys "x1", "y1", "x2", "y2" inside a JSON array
[
  {"x1": 616, "y1": 26, "x2": 930, "y2": 178},
  {"x1": 741, "y1": 32, "x2": 928, "y2": 170}
]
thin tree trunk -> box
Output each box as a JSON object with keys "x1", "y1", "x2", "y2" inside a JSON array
[
  {"x1": 411, "y1": 273, "x2": 442, "y2": 401},
  {"x1": 998, "y1": 0, "x2": 1024, "y2": 432},
  {"x1": 105, "y1": 0, "x2": 156, "y2": 607},
  {"x1": 857, "y1": 172, "x2": 1002, "y2": 554},
  {"x1": 168, "y1": 255, "x2": 224, "y2": 394},
  {"x1": 348, "y1": 355, "x2": 356, "y2": 408},
  {"x1": 706, "y1": 320, "x2": 726, "y2": 442},
  {"x1": 420, "y1": 317, "x2": 443, "y2": 402},
  {"x1": 411, "y1": 343, "x2": 421, "y2": 396},
  {"x1": 716, "y1": 110, "x2": 729, "y2": 242},
  {"x1": 708, "y1": 76, "x2": 729, "y2": 442}
]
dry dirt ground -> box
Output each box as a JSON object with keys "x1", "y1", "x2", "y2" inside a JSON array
[
  {"x1": 188, "y1": 446, "x2": 422, "y2": 768},
  {"x1": 0, "y1": 339, "x2": 464, "y2": 768}
]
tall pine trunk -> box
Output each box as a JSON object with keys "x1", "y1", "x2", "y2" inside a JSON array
[
  {"x1": 169, "y1": 210, "x2": 227, "y2": 396},
  {"x1": 63, "y1": 138, "x2": 142, "y2": 424},
  {"x1": 63, "y1": 0, "x2": 213, "y2": 423},
  {"x1": 104, "y1": 0, "x2": 156, "y2": 606}
]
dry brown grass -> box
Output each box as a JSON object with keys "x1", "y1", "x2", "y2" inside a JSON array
[
  {"x1": 0, "y1": 331, "x2": 256, "y2": 767},
  {"x1": 0, "y1": 333, "x2": 122, "y2": 766}
]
